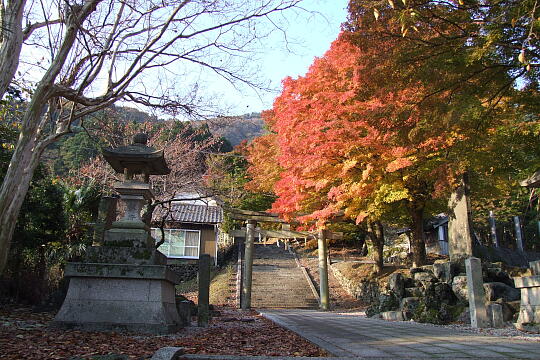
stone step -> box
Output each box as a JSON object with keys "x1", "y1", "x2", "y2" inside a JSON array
[{"x1": 249, "y1": 244, "x2": 318, "y2": 309}]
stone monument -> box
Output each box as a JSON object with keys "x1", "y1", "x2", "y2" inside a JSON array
[
  {"x1": 53, "y1": 133, "x2": 182, "y2": 334},
  {"x1": 448, "y1": 173, "x2": 474, "y2": 262},
  {"x1": 514, "y1": 260, "x2": 540, "y2": 332}
]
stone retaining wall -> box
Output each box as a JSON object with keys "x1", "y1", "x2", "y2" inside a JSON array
[
  {"x1": 330, "y1": 264, "x2": 382, "y2": 304},
  {"x1": 170, "y1": 264, "x2": 198, "y2": 282}
]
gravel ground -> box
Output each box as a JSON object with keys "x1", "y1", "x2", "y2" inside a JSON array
[{"x1": 337, "y1": 310, "x2": 540, "y2": 342}]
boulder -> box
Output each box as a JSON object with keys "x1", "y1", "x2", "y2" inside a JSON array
[
  {"x1": 424, "y1": 283, "x2": 457, "y2": 308},
  {"x1": 483, "y1": 282, "x2": 520, "y2": 302},
  {"x1": 403, "y1": 276, "x2": 416, "y2": 288},
  {"x1": 432, "y1": 263, "x2": 446, "y2": 281},
  {"x1": 405, "y1": 287, "x2": 424, "y2": 298},
  {"x1": 414, "y1": 272, "x2": 437, "y2": 283},
  {"x1": 438, "y1": 302, "x2": 461, "y2": 324},
  {"x1": 452, "y1": 275, "x2": 468, "y2": 303},
  {"x1": 485, "y1": 269, "x2": 514, "y2": 287},
  {"x1": 401, "y1": 297, "x2": 420, "y2": 314},
  {"x1": 433, "y1": 261, "x2": 457, "y2": 283},
  {"x1": 366, "y1": 304, "x2": 379, "y2": 318},
  {"x1": 387, "y1": 273, "x2": 405, "y2": 298},
  {"x1": 378, "y1": 293, "x2": 400, "y2": 312}
]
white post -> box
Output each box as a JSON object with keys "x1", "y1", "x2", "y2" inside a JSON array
[
  {"x1": 489, "y1": 211, "x2": 499, "y2": 247},
  {"x1": 514, "y1": 216, "x2": 524, "y2": 252}
]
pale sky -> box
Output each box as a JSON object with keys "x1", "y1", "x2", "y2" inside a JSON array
[
  {"x1": 225, "y1": 0, "x2": 349, "y2": 115},
  {"x1": 16, "y1": 0, "x2": 349, "y2": 119}
]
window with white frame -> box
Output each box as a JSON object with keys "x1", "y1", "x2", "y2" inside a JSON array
[{"x1": 151, "y1": 228, "x2": 200, "y2": 258}]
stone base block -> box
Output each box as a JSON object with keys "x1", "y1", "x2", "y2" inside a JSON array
[
  {"x1": 104, "y1": 228, "x2": 154, "y2": 248},
  {"x1": 514, "y1": 275, "x2": 540, "y2": 289},
  {"x1": 53, "y1": 264, "x2": 182, "y2": 334},
  {"x1": 516, "y1": 304, "x2": 540, "y2": 325},
  {"x1": 381, "y1": 311, "x2": 406, "y2": 321},
  {"x1": 85, "y1": 246, "x2": 166, "y2": 265}
]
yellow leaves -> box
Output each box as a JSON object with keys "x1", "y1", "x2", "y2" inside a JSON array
[
  {"x1": 373, "y1": 183, "x2": 410, "y2": 205},
  {"x1": 341, "y1": 159, "x2": 358, "y2": 176},
  {"x1": 518, "y1": 49, "x2": 526, "y2": 64},
  {"x1": 355, "y1": 212, "x2": 368, "y2": 224},
  {"x1": 388, "y1": 0, "x2": 395, "y2": 9},
  {"x1": 362, "y1": 163, "x2": 374, "y2": 180},
  {"x1": 401, "y1": 25, "x2": 408, "y2": 37},
  {"x1": 518, "y1": 49, "x2": 532, "y2": 71},
  {"x1": 373, "y1": 8, "x2": 380, "y2": 21}
]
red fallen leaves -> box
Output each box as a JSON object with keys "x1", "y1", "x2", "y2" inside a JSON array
[{"x1": 0, "y1": 306, "x2": 326, "y2": 359}]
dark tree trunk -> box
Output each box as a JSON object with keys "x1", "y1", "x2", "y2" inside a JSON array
[
  {"x1": 367, "y1": 220, "x2": 385, "y2": 273},
  {"x1": 409, "y1": 205, "x2": 427, "y2": 267}
]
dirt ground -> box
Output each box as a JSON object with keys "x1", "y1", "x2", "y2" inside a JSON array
[{"x1": 0, "y1": 305, "x2": 327, "y2": 360}]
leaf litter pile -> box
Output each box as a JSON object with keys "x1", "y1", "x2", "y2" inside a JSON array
[{"x1": 0, "y1": 306, "x2": 326, "y2": 359}]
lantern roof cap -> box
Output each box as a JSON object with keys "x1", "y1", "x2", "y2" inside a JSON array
[{"x1": 102, "y1": 133, "x2": 170, "y2": 176}]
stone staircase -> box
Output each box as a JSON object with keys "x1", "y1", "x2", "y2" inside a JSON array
[{"x1": 251, "y1": 244, "x2": 319, "y2": 309}]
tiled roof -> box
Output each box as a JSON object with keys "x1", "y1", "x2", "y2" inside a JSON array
[{"x1": 164, "y1": 203, "x2": 223, "y2": 224}]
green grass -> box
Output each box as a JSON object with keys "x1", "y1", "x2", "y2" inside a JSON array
[
  {"x1": 175, "y1": 264, "x2": 235, "y2": 306},
  {"x1": 210, "y1": 265, "x2": 235, "y2": 305}
]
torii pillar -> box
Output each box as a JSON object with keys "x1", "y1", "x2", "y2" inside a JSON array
[{"x1": 241, "y1": 219, "x2": 256, "y2": 309}]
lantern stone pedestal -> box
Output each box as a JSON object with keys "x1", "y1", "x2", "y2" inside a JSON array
[
  {"x1": 53, "y1": 262, "x2": 182, "y2": 334},
  {"x1": 52, "y1": 134, "x2": 181, "y2": 334},
  {"x1": 514, "y1": 260, "x2": 540, "y2": 333}
]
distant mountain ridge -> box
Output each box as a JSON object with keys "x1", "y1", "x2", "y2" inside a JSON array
[
  {"x1": 198, "y1": 112, "x2": 265, "y2": 147},
  {"x1": 90, "y1": 106, "x2": 266, "y2": 147}
]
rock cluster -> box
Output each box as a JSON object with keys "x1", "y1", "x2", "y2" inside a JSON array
[{"x1": 333, "y1": 260, "x2": 522, "y2": 325}]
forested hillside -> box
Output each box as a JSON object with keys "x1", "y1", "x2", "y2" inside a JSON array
[{"x1": 203, "y1": 113, "x2": 265, "y2": 147}]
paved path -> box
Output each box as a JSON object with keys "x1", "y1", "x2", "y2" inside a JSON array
[
  {"x1": 260, "y1": 309, "x2": 540, "y2": 359},
  {"x1": 251, "y1": 244, "x2": 318, "y2": 309}
]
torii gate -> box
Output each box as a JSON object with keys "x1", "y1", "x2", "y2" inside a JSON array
[{"x1": 226, "y1": 208, "x2": 342, "y2": 311}]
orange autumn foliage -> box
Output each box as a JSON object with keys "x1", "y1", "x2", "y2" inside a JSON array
[{"x1": 255, "y1": 33, "x2": 455, "y2": 228}]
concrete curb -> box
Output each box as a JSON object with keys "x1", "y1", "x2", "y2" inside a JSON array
[{"x1": 289, "y1": 248, "x2": 321, "y2": 306}]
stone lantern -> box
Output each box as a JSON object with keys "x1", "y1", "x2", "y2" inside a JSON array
[
  {"x1": 53, "y1": 134, "x2": 182, "y2": 334},
  {"x1": 100, "y1": 133, "x2": 169, "y2": 249},
  {"x1": 512, "y1": 171, "x2": 540, "y2": 333}
]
